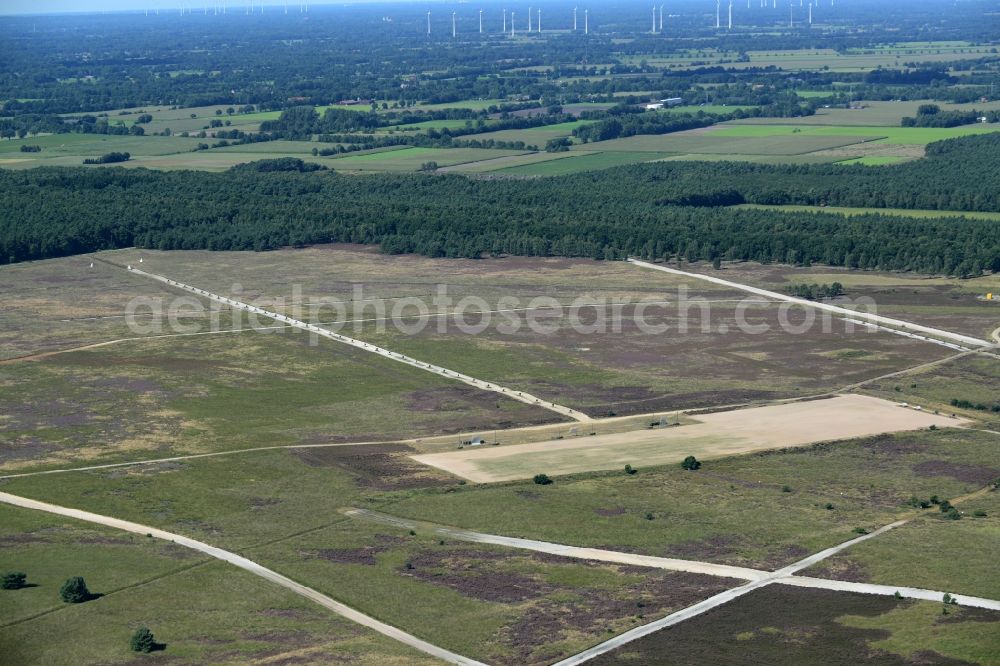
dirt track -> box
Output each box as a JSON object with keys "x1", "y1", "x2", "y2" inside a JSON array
[
  {"x1": 412, "y1": 395, "x2": 966, "y2": 482},
  {"x1": 0, "y1": 491, "x2": 485, "y2": 666}
]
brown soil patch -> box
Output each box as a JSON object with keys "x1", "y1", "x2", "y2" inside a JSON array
[
  {"x1": 912, "y1": 460, "x2": 1000, "y2": 485},
  {"x1": 663, "y1": 535, "x2": 745, "y2": 562},
  {"x1": 401, "y1": 549, "x2": 552, "y2": 603},
  {"x1": 807, "y1": 556, "x2": 873, "y2": 583},
  {"x1": 291, "y1": 445, "x2": 455, "y2": 491},
  {"x1": 506, "y1": 571, "x2": 738, "y2": 665}
]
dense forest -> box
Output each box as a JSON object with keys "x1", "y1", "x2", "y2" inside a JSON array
[{"x1": 2, "y1": 134, "x2": 998, "y2": 277}]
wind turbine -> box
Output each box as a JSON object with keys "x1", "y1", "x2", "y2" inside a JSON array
[
  {"x1": 729, "y1": 0, "x2": 733, "y2": 29},
  {"x1": 808, "y1": 1, "x2": 812, "y2": 24},
  {"x1": 479, "y1": 9, "x2": 483, "y2": 33},
  {"x1": 716, "y1": 0, "x2": 720, "y2": 28},
  {"x1": 503, "y1": 8, "x2": 507, "y2": 33},
  {"x1": 452, "y1": 11, "x2": 456, "y2": 37},
  {"x1": 659, "y1": 4, "x2": 664, "y2": 31},
  {"x1": 528, "y1": 7, "x2": 532, "y2": 32},
  {"x1": 584, "y1": 8, "x2": 588, "y2": 34},
  {"x1": 573, "y1": 6, "x2": 577, "y2": 31},
  {"x1": 789, "y1": 2, "x2": 793, "y2": 27},
  {"x1": 427, "y1": 10, "x2": 431, "y2": 35},
  {"x1": 652, "y1": 5, "x2": 656, "y2": 33},
  {"x1": 537, "y1": 8, "x2": 541, "y2": 32},
  {"x1": 511, "y1": 11, "x2": 515, "y2": 35}
]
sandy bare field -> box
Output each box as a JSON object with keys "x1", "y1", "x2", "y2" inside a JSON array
[{"x1": 411, "y1": 395, "x2": 966, "y2": 482}]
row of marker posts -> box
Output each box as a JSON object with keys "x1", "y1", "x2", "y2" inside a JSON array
[{"x1": 126, "y1": 266, "x2": 578, "y2": 417}]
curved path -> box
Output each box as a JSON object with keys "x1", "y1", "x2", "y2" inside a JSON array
[
  {"x1": 126, "y1": 266, "x2": 590, "y2": 423},
  {"x1": 629, "y1": 259, "x2": 993, "y2": 349},
  {"x1": 0, "y1": 491, "x2": 484, "y2": 666}
]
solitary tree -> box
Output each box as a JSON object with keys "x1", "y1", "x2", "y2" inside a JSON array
[
  {"x1": 130, "y1": 626, "x2": 157, "y2": 653},
  {"x1": 1, "y1": 571, "x2": 27, "y2": 590},
  {"x1": 681, "y1": 456, "x2": 701, "y2": 471},
  {"x1": 533, "y1": 473, "x2": 553, "y2": 485},
  {"x1": 59, "y1": 576, "x2": 92, "y2": 603}
]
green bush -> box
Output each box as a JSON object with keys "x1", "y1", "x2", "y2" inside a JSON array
[
  {"x1": 59, "y1": 576, "x2": 92, "y2": 603},
  {"x1": 533, "y1": 473, "x2": 553, "y2": 485},
  {"x1": 130, "y1": 626, "x2": 156, "y2": 653},
  {"x1": 1, "y1": 571, "x2": 27, "y2": 590},
  {"x1": 681, "y1": 456, "x2": 701, "y2": 471}
]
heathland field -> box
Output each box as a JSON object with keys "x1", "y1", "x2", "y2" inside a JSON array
[
  {"x1": 4, "y1": 5, "x2": 1000, "y2": 662},
  {"x1": 2, "y1": 246, "x2": 999, "y2": 664},
  {"x1": 0, "y1": 505, "x2": 436, "y2": 666}
]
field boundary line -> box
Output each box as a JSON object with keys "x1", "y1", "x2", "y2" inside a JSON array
[
  {"x1": 0, "y1": 440, "x2": 392, "y2": 481},
  {"x1": 0, "y1": 491, "x2": 486, "y2": 666},
  {"x1": 0, "y1": 559, "x2": 212, "y2": 630},
  {"x1": 124, "y1": 265, "x2": 590, "y2": 423}
]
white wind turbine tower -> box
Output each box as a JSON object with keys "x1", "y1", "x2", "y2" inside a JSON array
[
  {"x1": 537, "y1": 8, "x2": 541, "y2": 32},
  {"x1": 729, "y1": 0, "x2": 733, "y2": 29},
  {"x1": 452, "y1": 11, "x2": 456, "y2": 37},
  {"x1": 427, "y1": 10, "x2": 431, "y2": 35},
  {"x1": 652, "y1": 5, "x2": 656, "y2": 33},
  {"x1": 511, "y1": 11, "x2": 515, "y2": 35},
  {"x1": 584, "y1": 8, "x2": 588, "y2": 34},
  {"x1": 659, "y1": 4, "x2": 664, "y2": 31},
  {"x1": 716, "y1": 0, "x2": 720, "y2": 28},
  {"x1": 528, "y1": 7, "x2": 532, "y2": 31},
  {"x1": 573, "y1": 6, "x2": 577, "y2": 31},
  {"x1": 789, "y1": 2, "x2": 793, "y2": 27},
  {"x1": 503, "y1": 8, "x2": 507, "y2": 33},
  {"x1": 808, "y1": 1, "x2": 812, "y2": 24},
  {"x1": 479, "y1": 9, "x2": 483, "y2": 33}
]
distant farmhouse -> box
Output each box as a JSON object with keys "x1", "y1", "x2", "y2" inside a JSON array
[{"x1": 644, "y1": 98, "x2": 684, "y2": 110}]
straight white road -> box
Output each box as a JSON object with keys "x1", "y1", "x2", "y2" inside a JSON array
[
  {"x1": 0, "y1": 491, "x2": 485, "y2": 666},
  {"x1": 126, "y1": 266, "x2": 590, "y2": 422},
  {"x1": 344, "y1": 508, "x2": 766, "y2": 580},
  {"x1": 628, "y1": 259, "x2": 993, "y2": 349}
]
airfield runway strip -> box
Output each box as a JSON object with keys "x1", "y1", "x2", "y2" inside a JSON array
[
  {"x1": 0, "y1": 491, "x2": 486, "y2": 666},
  {"x1": 628, "y1": 258, "x2": 993, "y2": 349},
  {"x1": 124, "y1": 266, "x2": 590, "y2": 423}
]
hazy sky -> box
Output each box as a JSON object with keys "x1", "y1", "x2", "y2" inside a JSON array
[{"x1": 0, "y1": 1, "x2": 359, "y2": 15}]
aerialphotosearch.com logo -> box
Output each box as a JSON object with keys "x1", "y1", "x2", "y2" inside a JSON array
[{"x1": 123, "y1": 282, "x2": 881, "y2": 343}]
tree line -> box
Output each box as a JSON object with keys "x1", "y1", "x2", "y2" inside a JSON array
[{"x1": 1, "y1": 134, "x2": 998, "y2": 278}]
